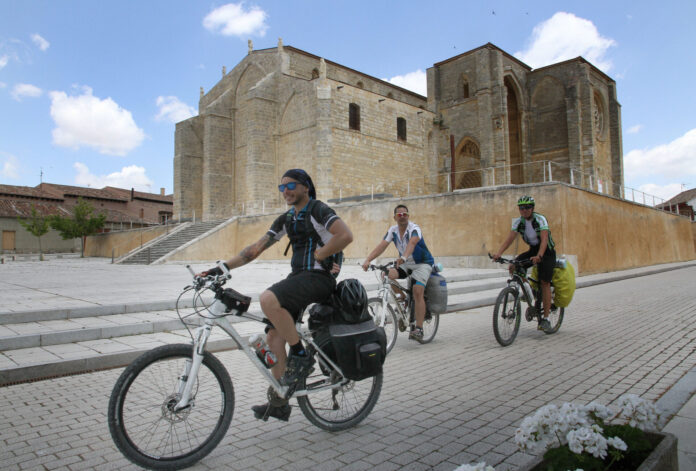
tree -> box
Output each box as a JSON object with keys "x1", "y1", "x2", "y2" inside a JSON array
[
  {"x1": 17, "y1": 205, "x2": 50, "y2": 261},
  {"x1": 50, "y1": 198, "x2": 106, "y2": 257}
]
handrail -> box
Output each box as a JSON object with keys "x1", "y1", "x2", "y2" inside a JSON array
[{"x1": 182, "y1": 160, "x2": 686, "y2": 220}]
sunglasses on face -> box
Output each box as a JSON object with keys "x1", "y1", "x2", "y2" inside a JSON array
[
  {"x1": 395, "y1": 212, "x2": 409, "y2": 217},
  {"x1": 278, "y1": 182, "x2": 299, "y2": 192},
  {"x1": 519, "y1": 205, "x2": 534, "y2": 210}
]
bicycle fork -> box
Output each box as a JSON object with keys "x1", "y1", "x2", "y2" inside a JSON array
[{"x1": 174, "y1": 321, "x2": 213, "y2": 411}]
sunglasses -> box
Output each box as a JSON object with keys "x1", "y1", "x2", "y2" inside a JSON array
[
  {"x1": 519, "y1": 205, "x2": 534, "y2": 210},
  {"x1": 278, "y1": 182, "x2": 299, "y2": 192},
  {"x1": 395, "y1": 212, "x2": 409, "y2": 217}
]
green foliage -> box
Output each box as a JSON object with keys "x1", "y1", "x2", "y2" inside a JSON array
[
  {"x1": 542, "y1": 426, "x2": 653, "y2": 471},
  {"x1": 49, "y1": 198, "x2": 106, "y2": 257},
  {"x1": 17, "y1": 205, "x2": 50, "y2": 260},
  {"x1": 17, "y1": 205, "x2": 50, "y2": 238}
]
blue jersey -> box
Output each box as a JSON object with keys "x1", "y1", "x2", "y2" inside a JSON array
[{"x1": 383, "y1": 221, "x2": 434, "y2": 265}]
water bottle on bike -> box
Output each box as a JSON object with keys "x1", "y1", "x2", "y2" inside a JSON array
[{"x1": 248, "y1": 334, "x2": 277, "y2": 368}]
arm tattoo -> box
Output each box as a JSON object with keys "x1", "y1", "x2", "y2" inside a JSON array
[{"x1": 238, "y1": 235, "x2": 276, "y2": 264}]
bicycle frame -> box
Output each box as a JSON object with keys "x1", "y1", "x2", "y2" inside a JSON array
[
  {"x1": 374, "y1": 272, "x2": 411, "y2": 324},
  {"x1": 174, "y1": 282, "x2": 346, "y2": 412}
]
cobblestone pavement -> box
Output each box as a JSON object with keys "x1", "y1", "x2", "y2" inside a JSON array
[{"x1": 1, "y1": 267, "x2": 694, "y2": 471}]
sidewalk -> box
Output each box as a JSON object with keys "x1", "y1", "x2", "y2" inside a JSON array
[{"x1": 1, "y1": 257, "x2": 695, "y2": 470}]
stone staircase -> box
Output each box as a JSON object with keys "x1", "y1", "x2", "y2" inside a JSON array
[
  {"x1": 119, "y1": 220, "x2": 226, "y2": 264},
  {"x1": 0, "y1": 272, "x2": 509, "y2": 385}
]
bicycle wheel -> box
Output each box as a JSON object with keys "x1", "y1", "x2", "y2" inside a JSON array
[
  {"x1": 544, "y1": 306, "x2": 564, "y2": 334},
  {"x1": 108, "y1": 344, "x2": 234, "y2": 470},
  {"x1": 493, "y1": 287, "x2": 521, "y2": 346},
  {"x1": 367, "y1": 297, "x2": 398, "y2": 353},
  {"x1": 297, "y1": 368, "x2": 382, "y2": 432},
  {"x1": 418, "y1": 310, "x2": 439, "y2": 344}
]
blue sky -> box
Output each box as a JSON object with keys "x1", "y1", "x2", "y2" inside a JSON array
[{"x1": 1, "y1": 0, "x2": 695, "y2": 202}]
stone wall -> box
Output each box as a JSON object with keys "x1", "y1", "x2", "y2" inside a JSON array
[{"x1": 162, "y1": 182, "x2": 695, "y2": 275}]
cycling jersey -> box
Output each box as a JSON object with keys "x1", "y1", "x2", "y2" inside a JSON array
[
  {"x1": 267, "y1": 199, "x2": 339, "y2": 273},
  {"x1": 511, "y1": 212, "x2": 555, "y2": 250},
  {"x1": 383, "y1": 221, "x2": 434, "y2": 265}
]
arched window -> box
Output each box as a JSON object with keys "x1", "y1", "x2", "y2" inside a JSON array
[
  {"x1": 461, "y1": 75, "x2": 470, "y2": 99},
  {"x1": 349, "y1": 103, "x2": 360, "y2": 131},
  {"x1": 356, "y1": 81, "x2": 364, "y2": 89},
  {"x1": 311, "y1": 68, "x2": 319, "y2": 79},
  {"x1": 397, "y1": 117, "x2": 407, "y2": 141}
]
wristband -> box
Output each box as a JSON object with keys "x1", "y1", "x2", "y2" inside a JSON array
[{"x1": 400, "y1": 255, "x2": 407, "y2": 262}]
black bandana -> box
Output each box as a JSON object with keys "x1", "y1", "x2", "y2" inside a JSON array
[{"x1": 282, "y1": 169, "x2": 316, "y2": 199}]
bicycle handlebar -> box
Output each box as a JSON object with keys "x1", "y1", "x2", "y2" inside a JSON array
[
  {"x1": 366, "y1": 262, "x2": 396, "y2": 274},
  {"x1": 488, "y1": 253, "x2": 534, "y2": 268}
]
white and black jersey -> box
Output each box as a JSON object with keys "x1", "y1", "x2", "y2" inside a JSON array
[{"x1": 267, "y1": 199, "x2": 339, "y2": 273}]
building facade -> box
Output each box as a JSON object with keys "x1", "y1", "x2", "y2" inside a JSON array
[{"x1": 174, "y1": 41, "x2": 623, "y2": 221}]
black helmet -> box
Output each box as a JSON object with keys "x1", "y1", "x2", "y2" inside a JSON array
[{"x1": 335, "y1": 278, "x2": 368, "y2": 321}]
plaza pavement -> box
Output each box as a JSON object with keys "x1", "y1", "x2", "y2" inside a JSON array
[{"x1": 0, "y1": 257, "x2": 694, "y2": 470}]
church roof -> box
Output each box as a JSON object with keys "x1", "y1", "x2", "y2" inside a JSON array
[{"x1": 433, "y1": 42, "x2": 532, "y2": 70}]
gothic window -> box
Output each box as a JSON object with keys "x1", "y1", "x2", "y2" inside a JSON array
[
  {"x1": 397, "y1": 117, "x2": 407, "y2": 141},
  {"x1": 593, "y1": 93, "x2": 605, "y2": 138},
  {"x1": 349, "y1": 103, "x2": 360, "y2": 131},
  {"x1": 461, "y1": 75, "x2": 470, "y2": 99}
]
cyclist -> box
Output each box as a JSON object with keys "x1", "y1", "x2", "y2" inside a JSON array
[
  {"x1": 492, "y1": 195, "x2": 556, "y2": 332},
  {"x1": 199, "y1": 169, "x2": 353, "y2": 421},
  {"x1": 361, "y1": 204, "x2": 434, "y2": 341}
]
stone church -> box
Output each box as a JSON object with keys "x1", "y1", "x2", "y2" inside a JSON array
[{"x1": 174, "y1": 40, "x2": 622, "y2": 221}]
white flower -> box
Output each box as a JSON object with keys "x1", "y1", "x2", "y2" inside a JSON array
[
  {"x1": 607, "y1": 436, "x2": 628, "y2": 451},
  {"x1": 454, "y1": 462, "x2": 495, "y2": 471},
  {"x1": 613, "y1": 394, "x2": 661, "y2": 430},
  {"x1": 567, "y1": 426, "x2": 608, "y2": 459}
]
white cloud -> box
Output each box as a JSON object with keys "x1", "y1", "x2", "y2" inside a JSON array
[
  {"x1": 1, "y1": 153, "x2": 20, "y2": 179},
  {"x1": 73, "y1": 162, "x2": 153, "y2": 192},
  {"x1": 203, "y1": 3, "x2": 269, "y2": 37},
  {"x1": 0, "y1": 81, "x2": 6, "y2": 88},
  {"x1": 0, "y1": 55, "x2": 8, "y2": 69},
  {"x1": 11, "y1": 83, "x2": 43, "y2": 101},
  {"x1": 625, "y1": 128, "x2": 696, "y2": 183},
  {"x1": 627, "y1": 124, "x2": 643, "y2": 134},
  {"x1": 635, "y1": 183, "x2": 684, "y2": 203},
  {"x1": 49, "y1": 86, "x2": 145, "y2": 156},
  {"x1": 515, "y1": 12, "x2": 616, "y2": 72},
  {"x1": 31, "y1": 33, "x2": 50, "y2": 51},
  {"x1": 155, "y1": 96, "x2": 196, "y2": 123},
  {"x1": 383, "y1": 69, "x2": 427, "y2": 97}
]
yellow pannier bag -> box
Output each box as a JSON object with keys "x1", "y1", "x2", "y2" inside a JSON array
[{"x1": 530, "y1": 260, "x2": 576, "y2": 308}]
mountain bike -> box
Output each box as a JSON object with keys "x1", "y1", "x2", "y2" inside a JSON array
[
  {"x1": 365, "y1": 262, "x2": 439, "y2": 352},
  {"x1": 107, "y1": 263, "x2": 382, "y2": 470},
  {"x1": 488, "y1": 254, "x2": 564, "y2": 346}
]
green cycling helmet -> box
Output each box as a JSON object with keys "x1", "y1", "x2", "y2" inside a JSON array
[{"x1": 517, "y1": 195, "x2": 535, "y2": 206}]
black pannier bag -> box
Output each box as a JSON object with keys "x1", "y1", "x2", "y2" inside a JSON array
[{"x1": 313, "y1": 321, "x2": 387, "y2": 381}]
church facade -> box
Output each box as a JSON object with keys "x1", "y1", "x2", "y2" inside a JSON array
[{"x1": 174, "y1": 41, "x2": 622, "y2": 221}]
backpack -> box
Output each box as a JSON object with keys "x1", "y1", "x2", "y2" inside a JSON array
[{"x1": 283, "y1": 199, "x2": 343, "y2": 277}]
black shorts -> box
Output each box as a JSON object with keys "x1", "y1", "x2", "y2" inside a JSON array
[
  {"x1": 517, "y1": 246, "x2": 556, "y2": 283},
  {"x1": 266, "y1": 270, "x2": 336, "y2": 325}
]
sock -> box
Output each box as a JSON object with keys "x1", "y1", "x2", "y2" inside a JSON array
[{"x1": 289, "y1": 341, "x2": 306, "y2": 357}]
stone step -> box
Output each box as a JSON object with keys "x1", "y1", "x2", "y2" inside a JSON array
[{"x1": 120, "y1": 221, "x2": 226, "y2": 264}]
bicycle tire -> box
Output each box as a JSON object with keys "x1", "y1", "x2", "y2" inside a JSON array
[
  {"x1": 108, "y1": 344, "x2": 235, "y2": 470},
  {"x1": 544, "y1": 307, "x2": 564, "y2": 334},
  {"x1": 367, "y1": 297, "x2": 398, "y2": 353},
  {"x1": 418, "y1": 311, "x2": 439, "y2": 344},
  {"x1": 493, "y1": 287, "x2": 521, "y2": 346},
  {"x1": 297, "y1": 370, "x2": 382, "y2": 432}
]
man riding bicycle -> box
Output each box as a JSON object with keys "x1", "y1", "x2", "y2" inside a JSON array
[
  {"x1": 492, "y1": 195, "x2": 556, "y2": 332},
  {"x1": 199, "y1": 169, "x2": 353, "y2": 421},
  {"x1": 362, "y1": 204, "x2": 434, "y2": 341}
]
